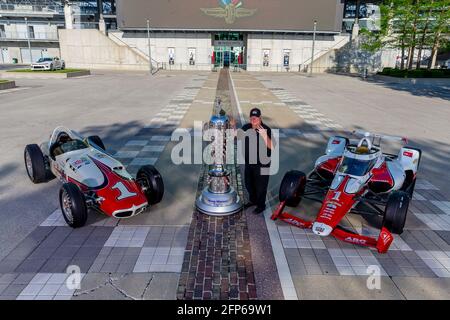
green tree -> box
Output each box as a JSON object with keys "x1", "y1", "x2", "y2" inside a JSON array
[
  {"x1": 360, "y1": 0, "x2": 449, "y2": 70},
  {"x1": 427, "y1": 0, "x2": 450, "y2": 69}
]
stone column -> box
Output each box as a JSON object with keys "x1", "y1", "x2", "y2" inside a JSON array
[{"x1": 64, "y1": 1, "x2": 74, "y2": 30}]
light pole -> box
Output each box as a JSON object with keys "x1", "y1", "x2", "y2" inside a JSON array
[
  {"x1": 147, "y1": 19, "x2": 153, "y2": 75},
  {"x1": 25, "y1": 17, "x2": 32, "y2": 64},
  {"x1": 310, "y1": 20, "x2": 317, "y2": 76}
]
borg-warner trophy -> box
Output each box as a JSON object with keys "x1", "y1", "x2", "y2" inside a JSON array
[{"x1": 195, "y1": 98, "x2": 242, "y2": 216}]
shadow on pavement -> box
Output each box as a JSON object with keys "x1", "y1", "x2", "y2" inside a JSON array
[{"x1": 367, "y1": 78, "x2": 450, "y2": 101}]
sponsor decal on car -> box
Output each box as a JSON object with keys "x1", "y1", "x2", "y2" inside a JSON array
[
  {"x1": 344, "y1": 237, "x2": 367, "y2": 245},
  {"x1": 285, "y1": 218, "x2": 308, "y2": 228},
  {"x1": 403, "y1": 151, "x2": 413, "y2": 158},
  {"x1": 72, "y1": 157, "x2": 91, "y2": 169}
]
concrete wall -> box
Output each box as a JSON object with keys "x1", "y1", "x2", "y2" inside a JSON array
[
  {"x1": 109, "y1": 31, "x2": 213, "y2": 71},
  {"x1": 110, "y1": 31, "x2": 349, "y2": 72},
  {"x1": 58, "y1": 29, "x2": 149, "y2": 70},
  {"x1": 246, "y1": 33, "x2": 349, "y2": 72}
]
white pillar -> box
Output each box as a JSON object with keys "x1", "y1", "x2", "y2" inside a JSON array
[{"x1": 64, "y1": 2, "x2": 74, "y2": 30}]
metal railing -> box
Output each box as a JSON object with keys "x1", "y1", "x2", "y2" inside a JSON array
[
  {"x1": 0, "y1": 31, "x2": 58, "y2": 41},
  {"x1": 107, "y1": 32, "x2": 164, "y2": 74},
  {"x1": 0, "y1": 4, "x2": 63, "y2": 14}
]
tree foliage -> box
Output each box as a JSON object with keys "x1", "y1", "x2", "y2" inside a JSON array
[{"x1": 360, "y1": 0, "x2": 450, "y2": 69}]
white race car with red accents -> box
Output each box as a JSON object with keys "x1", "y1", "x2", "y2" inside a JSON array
[
  {"x1": 24, "y1": 126, "x2": 164, "y2": 228},
  {"x1": 272, "y1": 131, "x2": 421, "y2": 253}
]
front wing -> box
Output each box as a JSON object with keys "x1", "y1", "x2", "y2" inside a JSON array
[{"x1": 271, "y1": 201, "x2": 394, "y2": 253}]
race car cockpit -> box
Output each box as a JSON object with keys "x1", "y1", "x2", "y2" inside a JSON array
[
  {"x1": 50, "y1": 132, "x2": 88, "y2": 159},
  {"x1": 338, "y1": 137, "x2": 380, "y2": 176}
]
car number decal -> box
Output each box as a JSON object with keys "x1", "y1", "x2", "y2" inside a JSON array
[{"x1": 112, "y1": 182, "x2": 137, "y2": 200}]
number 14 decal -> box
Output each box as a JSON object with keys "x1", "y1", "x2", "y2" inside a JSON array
[{"x1": 112, "y1": 182, "x2": 136, "y2": 200}]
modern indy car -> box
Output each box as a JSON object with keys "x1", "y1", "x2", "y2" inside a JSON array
[
  {"x1": 271, "y1": 131, "x2": 421, "y2": 253},
  {"x1": 24, "y1": 127, "x2": 164, "y2": 228}
]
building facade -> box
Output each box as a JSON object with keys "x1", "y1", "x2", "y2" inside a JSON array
[
  {"x1": 1, "y1": 0, "x2": 387, "y2": 72},
  {"x1": 0, "y1": 0, "x2": 116, "y2": 64}
]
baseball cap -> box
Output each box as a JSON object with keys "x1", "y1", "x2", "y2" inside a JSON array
[{"x1": 249, "y1": 108, "x2": 261, "y2": 117}]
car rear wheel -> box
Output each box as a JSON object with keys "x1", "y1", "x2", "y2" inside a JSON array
[
  {"x1": 87, "y1": 135, "x2": 105, "y2": 151},
  {"x1": 383, "y1": 191, "x2": 410, "y2": 234},
  {"x1": 279, "y1": 170, "x2": 306, "y2": 207},
  {"x1": 24, "y1": 144, "x2": 50, "y2": 183},
  {"x1": 61, "y1": 63, "x2": 65, "y2": 70},
  {"x1": 137, "y1": 165, "x2": 164, "y2": 205},
  {"x1": 59, "y1": 183, "x2": 88, "y2": 228}
]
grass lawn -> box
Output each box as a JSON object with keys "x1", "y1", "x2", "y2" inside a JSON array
[
  {"x1": 0, "y1": 80, "x2": 11, "y2": 83},
  {"x1": 7, "y1": 68, "x2": 87, "y2": 74}
]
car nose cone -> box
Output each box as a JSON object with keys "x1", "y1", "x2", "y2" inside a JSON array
[{"x1": 312, "y1": 222, "x2": 333, "y2": 236}]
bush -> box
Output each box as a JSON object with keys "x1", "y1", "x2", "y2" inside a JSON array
[{"x1": 378, "y1": 67, "x2": 450, "y2": 78}]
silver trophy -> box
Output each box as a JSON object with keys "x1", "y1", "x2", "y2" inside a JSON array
[{"x1": 195, "y1": 98, "x2": 242, "y2": 216}]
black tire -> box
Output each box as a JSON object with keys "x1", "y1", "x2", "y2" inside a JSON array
[
  {"x1": 383, "y1": 191, "x2": 410, "y2": 234},
  {"x1": 59, "y1": 183, "x2": 88, "y2": 228},
  {"x1": 279, "y1": 170, "x2": 306, "y2": 207},
  {"x1": 137, "y1": 165, "x2": 164, "y2": 205},
  {"x1": 24, "y1": 144, "x2": 48, "y2": 183},
  {"x1": 87, "y1": 135, "x2": 105, "y2": 151},
  {"x1": 61, "y1": 63, "x2": 65, "y2": 70}
]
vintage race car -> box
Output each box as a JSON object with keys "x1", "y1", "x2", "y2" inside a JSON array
[
  {"x1": 24, "y1": 126, "x2": 164, "y2": 228},
  {"x1": 271, "y1": 131, "x2": 421, "y2": 253}
]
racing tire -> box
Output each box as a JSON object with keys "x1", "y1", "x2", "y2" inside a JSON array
[
  {"x1": 279, "y1": 170, "x2": 306, "y2": 207},
  {"x1": 87, "y1": 135, "x2": 106, "y2": 151},
  {"x1": 59, "y1": 183, "x2": 88, "y2": 228},
  {"x1": 137, "y1": 165, "x2": 164, "y2": 205},
  {"x1": 383, "y1": 191, "x2": 410, "y2": 234},
  {"x1": 24, "y1": 144, "x2": 48, "y2": 184}
]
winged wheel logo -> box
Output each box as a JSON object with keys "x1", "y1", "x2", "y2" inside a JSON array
[{"x1": 201, "y1": 0, "x2": 257, "y2": 24}]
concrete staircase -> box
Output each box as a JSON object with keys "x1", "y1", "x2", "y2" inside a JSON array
[
  {"x1": 58, "y1": 29, "x2": 156, "y2": 71},
  {"x1": 302, "y1": 34, "x2": 350, "y2": 73},
  {"x1": 108, "y1": 31, "x2": 165, "y2": 74}
]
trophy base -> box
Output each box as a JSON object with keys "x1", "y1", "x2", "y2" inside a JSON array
[{"x1": 195, "y1": 187, "x2": 242, "y2": 216}]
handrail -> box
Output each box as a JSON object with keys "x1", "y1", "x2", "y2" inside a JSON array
[
  {"x1": 108, "y1": 31, "x2": 163, "y2": 73},
  {"x1": 302, "y1": 35, "x2": 350, "y2": 67}
]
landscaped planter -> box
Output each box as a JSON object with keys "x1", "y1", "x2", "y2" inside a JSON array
[
  {"x1": 0, "y1": 80, "x2": 16, "y2": 90},
  {"x1": 2, "y1": 69, "x2": 91, "y2": 79},
  {"x1": 372, "y1": 74, "x2": 450, "y2": 86}
]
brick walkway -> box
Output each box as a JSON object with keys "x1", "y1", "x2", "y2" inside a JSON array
[{"x1": 177, "y1": 69, "x2": 257, "y2": 300}]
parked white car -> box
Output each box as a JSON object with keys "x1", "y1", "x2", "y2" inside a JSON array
[{"x1": 31, "y1": 57, "x2": 65, "y2": 71}]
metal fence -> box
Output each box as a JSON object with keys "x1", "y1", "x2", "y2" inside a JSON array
[
  {"x1": 0, "y1": 4, "x2": 63, "y2": 14},
  {"x1": 0, "y1": 31, "x2": 58, "y2": 41}
]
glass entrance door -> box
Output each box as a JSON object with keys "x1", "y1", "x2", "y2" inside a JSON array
[{"x1": 212, "y1": 32, "x2": 245, "y2": 68}]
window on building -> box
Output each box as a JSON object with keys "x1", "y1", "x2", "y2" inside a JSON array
[
  {"x1": 0, "y1": 25, "x2": 5, "y2": 38},
  {"x1": 28, "y1": 26, "x2": 35, "y2": 39}
]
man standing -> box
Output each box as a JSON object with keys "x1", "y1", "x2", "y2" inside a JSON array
[{"x1": 240, "y1": 108, "x2": 273, "y2": 214}]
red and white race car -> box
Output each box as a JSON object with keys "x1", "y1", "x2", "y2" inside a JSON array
[
  {"x1": 24, "y1": 127, "x2": 164, "y2": 228},
  {"x1": 271, "y1": 132, "x2": 421, "y2": 253}
]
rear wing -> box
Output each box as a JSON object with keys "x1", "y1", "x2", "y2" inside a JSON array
[{"x1": 351, "y1": 130, "x2": 408, "y2": 147}]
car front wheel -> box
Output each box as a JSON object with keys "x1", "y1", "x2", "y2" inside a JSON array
[
  {"x1": 136, "y1": 165, "x2": 164, "y2": 205},
  {"x1": 59, "y1": 183, "x2": 88, "y2": 228},
  {"x1": 279, "y1": 170, "x2": 306, "y2": 207},
  {"x1": 383, "y1": 191, "x2": 410, "y2": 234}
]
